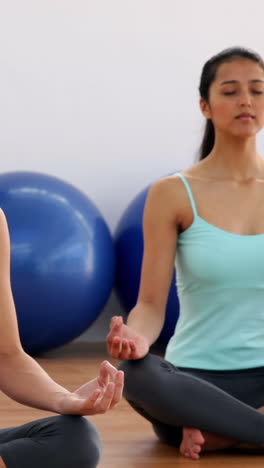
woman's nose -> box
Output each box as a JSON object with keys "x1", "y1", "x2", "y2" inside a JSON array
[{"x1": 238, "y1": 90, "x2": 252, "y2": 107}]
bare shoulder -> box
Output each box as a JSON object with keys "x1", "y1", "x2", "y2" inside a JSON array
[
  {"x1": 0, "y1": 209, "x2": 10, "y2": 246},
  {"x1": 0, "y1": 209, "x2": 9, "y2": 232},
  {"x1": 148, "y1": 174, "x2": 187, "y2": 199},
  {"x1": 145, "y1": 174, "x2": 188, "y2": 225},
  {"x1": 0, "y1": 208, "x2": 7, "y2": 222}
]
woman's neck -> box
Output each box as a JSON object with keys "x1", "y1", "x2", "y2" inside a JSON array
[{"x1": 203, "y1": 135, "x2": 263, "y2": 181}]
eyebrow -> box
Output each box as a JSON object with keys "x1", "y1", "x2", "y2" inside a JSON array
[{"x1": 220, "y1": 79, "x2": 264, "y2": 85}]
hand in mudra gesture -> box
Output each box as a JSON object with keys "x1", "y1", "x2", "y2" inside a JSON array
[
  {"x1": 107, "y1": 316, "x2": 150, "y2": 360},
  {"x1": 59, "y1": 360, "x2": 124, "y2": 416}
]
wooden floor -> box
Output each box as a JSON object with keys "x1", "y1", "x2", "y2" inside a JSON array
[{"x1": 1, "y1": 342, "x2": 264, "y2": 467}]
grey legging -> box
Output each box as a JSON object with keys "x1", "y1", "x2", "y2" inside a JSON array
[
  {"x1": 119, "y1": 353, "x2": 264, "y2": 446},
  {"x1": 0, "y1": 415, "x2": 101, "y2": 468}
]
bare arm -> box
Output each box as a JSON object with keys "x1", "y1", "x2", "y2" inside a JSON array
[
  {"x1": 127, "y1": 178, "x2": 179, "y2": 343},
  {"x1": 107, "y1": 177, "x2": 181, "y2": 358},
  {"x1": 0, "y1": 210, "x2": 123, "y2": 414}
]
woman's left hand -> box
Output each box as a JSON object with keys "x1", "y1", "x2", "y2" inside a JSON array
[{"x1": 58, "y1": 360, "x2": 124, "y2": 416}]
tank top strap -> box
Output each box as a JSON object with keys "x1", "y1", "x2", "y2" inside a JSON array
[{"x1": 176, "y1": 172, "x2": 198, "y2": 217}]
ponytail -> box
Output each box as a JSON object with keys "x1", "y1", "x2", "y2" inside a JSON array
[{"x1": 199, "y1": 120, "x2": 215, "y2": 160}]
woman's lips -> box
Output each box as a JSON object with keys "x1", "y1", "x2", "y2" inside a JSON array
[{"x1": 235, "y1": 113, "x2": 254, "y2": 120}]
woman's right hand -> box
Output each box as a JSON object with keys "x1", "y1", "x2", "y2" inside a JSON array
[{"x1": 107, "y1": 316, "x2": 150, "y2": 360}]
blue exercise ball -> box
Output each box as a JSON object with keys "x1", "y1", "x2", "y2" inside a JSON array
[
  {"x1": 0, "y1": 171, "x2": 115, "y2": 355},
  {"x1": 115, "y1": 184, "x2": 179, "y2": 346}
]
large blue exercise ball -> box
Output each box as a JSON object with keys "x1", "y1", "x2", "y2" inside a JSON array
[
  {"x1": 115, "y1": 183, "x2": 179, "y2": 346},
  {"x1": 0, "y1": 171, "x2": 115, "y2": 355}
]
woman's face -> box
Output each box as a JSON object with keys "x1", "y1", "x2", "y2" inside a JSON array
[{"x1": 200, "y1": 59, "x2": 264, "y2": 139}]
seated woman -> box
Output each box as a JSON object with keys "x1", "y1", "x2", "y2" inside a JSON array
[
  {"x1": 0, "y1": 209, "x2": 124, "y2": 468},
  {"x1": 107, "y1": 46, "x2": 264, "y2": 460}
]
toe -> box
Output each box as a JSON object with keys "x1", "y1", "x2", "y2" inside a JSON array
[{"x1": 192, "y1": 444, "x2": 201, "y2": 454}]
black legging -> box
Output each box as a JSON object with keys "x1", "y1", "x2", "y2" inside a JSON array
[
  {"x1": 119, "y1": 353, "x2": 264, "y2": 446},
  {"x1": 0, "y1": 415, "x2": 101, "y2": 468}
]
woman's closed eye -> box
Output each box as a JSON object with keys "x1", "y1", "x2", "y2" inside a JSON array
[{"x1": 223, "y1": 88, "x2": 264, "y2": 96}]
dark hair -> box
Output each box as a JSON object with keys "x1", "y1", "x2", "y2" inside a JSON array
[{"x1": 198, "y1": 47, "x2": 264, "y2": 160}]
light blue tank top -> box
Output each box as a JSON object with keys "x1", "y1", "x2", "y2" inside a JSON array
[{"x1": 165, "y1": 173, "x2": 264, "y2": 370}]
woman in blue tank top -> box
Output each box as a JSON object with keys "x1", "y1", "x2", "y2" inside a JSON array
[{"x1": 107, "y1": 47, "x2": 264, "y2": 459}]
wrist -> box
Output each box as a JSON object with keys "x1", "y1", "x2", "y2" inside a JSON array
[{"x1": 53, "y1": 390, "x2": 72, "y2": 414}]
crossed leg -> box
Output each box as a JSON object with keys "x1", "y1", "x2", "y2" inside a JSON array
[{"x1": 119, "y1": 355, "x2": 264, "y2": 461}]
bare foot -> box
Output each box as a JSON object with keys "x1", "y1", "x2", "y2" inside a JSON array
[
  {"x1": 180, "y1": 427, "x2": 238, "y2": 459},
  {"x1": 180, "y1": 408, "x2": 264, "y2": 459},
  {"x1": 179, "y1": 427, "x2": 205, "y2": 460}
]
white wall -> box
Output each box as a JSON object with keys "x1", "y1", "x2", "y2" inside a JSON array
[{"x1": 1, "y1": 0, "x2": 264, "y2": 342}]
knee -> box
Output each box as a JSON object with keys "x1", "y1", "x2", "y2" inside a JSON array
[
  {"x1": 118, "y1": 359, "x2": 136, "y2": 374},
  {"x1": 118, "y1": 358, "x2": 144, "y2": 385},
  {"x1": 52, "y1": 415, "x2": 101, "y2": 468},
  {"x1": 119, "y1": 358, "x2": 198, "y2": 408},
  {"x1": 118, "y1": 355, "x2": 156, "y2": 400}
]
